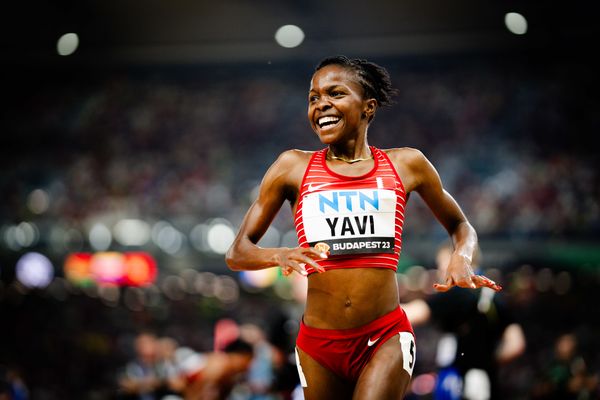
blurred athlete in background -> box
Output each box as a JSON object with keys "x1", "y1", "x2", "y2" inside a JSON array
[{"x1": 403, "y1": 242, "x2": 525, "y2": 399}]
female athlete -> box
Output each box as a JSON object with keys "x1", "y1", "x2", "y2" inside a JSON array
[{"x1": 226, "y1": 55, "x2": 501, "y2": 400}]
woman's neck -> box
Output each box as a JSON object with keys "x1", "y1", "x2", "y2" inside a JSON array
[{"x1": 327, "y1": 140, "x2": 371, "y2": 162}]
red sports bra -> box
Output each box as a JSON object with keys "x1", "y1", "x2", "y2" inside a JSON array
[{"x1": 294, "y1": 146, "x2": 406, "y2": 275}]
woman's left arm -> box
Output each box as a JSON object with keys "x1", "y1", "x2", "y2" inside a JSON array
[{"x1": 407, "y1": 149, "x2": 501, "y2": 292}]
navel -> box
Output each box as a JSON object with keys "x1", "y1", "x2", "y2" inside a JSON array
[{"x1": 344, "y1": 297, "x2": 352, "y2": 307}]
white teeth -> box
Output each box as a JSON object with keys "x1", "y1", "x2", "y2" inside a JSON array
[{"x1": 317, "y1": 116, "x2": 340, "y2": 127}]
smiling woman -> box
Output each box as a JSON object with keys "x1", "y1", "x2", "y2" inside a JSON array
[{"x1": 226, "y1": 55, "x2": 501, "y2": 400}]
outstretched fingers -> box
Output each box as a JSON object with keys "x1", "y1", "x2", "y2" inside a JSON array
[
  {"x1": 432, "y1": 282, "x2": 452, "y2": 292},
  {"x1": 434, "y1": 274, "x2": 502, "y2": 292},
  {"x1": 434, "y1": 273, "x2": 475, "y2": 292},
  {"x1": 472, "y1": 274, "x2": 502, "y2": 291}
]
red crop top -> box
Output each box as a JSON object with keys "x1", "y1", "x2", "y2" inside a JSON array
[{"x1": 294, "y1": 146, "x2": 406, "y2": 275}]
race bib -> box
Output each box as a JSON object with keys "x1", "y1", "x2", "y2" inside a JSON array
[{"x1": 302, "y1": 188, "x2": 396, "y2": 255}]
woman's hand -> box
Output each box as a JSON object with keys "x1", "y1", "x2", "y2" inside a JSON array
[
  {"x1": 280, "y1": 247, "x2": 328, "y2": 276},
  {"x1": 433, "y1": 252, "x2": 502, "y2": 292}
]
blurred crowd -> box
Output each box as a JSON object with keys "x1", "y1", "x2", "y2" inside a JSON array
[
  {"x1": 2, "y1": 259, "x2": 600, "y2": 399},
  {"x1": 1, "y1": 58, "x2": 599, "y2": 399},
  {"x1": 2, "y1": 60, "x2": 598, "y2": 246},
  {"x1": 116, "y1": 325, "x2": 297, "y2": 400}
]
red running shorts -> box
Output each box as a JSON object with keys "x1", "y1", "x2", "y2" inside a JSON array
[{"x1": 296, "y1": 306, "x2": 415, "y2": 384}]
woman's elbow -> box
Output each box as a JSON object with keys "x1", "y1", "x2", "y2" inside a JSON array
[{"x1": 225, "y1": 244, "x2": 241, "y2": 271}]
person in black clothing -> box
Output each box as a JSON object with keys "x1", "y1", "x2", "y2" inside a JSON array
[{"x1": 403, "y1": 242, "x2": 525, "y2": 400}]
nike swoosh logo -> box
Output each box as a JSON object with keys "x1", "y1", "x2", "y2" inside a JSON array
[
  {"x1": 367, "y1": 337, "x2": 380, "y2": 347},
  {"x1": 307, "y1": 182, "x2": 331, "y2": 192}
]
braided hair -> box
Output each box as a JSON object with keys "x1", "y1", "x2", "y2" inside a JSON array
[{"x1": 315, "y1": 55, "x2": 398, "y2": 109}]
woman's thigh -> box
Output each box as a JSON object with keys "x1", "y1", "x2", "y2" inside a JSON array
[
  {"x1": 295, "y1": 346, "x2": 355, "y2": 400},
  {"x1": 352, "y1": 332, "x2": 415, "y2": 400}
]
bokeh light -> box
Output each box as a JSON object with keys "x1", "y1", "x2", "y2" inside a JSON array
[
  {"x1": 113, "y1": 219, "x2": 151, "y2": 246},
  {"x1": 91, "y1": 252, "x2": 126, "y2": 284},
  {"x1": 239, "y1": 268, "x2": 279, "y2": 290},
  {"x1": 89, "y1": 223, "x2": 112, "y2": 251},
  {"x1": 65, "y1": 251, "x2": 157, "y2": 287},
  {"x1": 152, "y1": 221, "x2": 184, "y2": 255},
  {"x1": 57, "y1": 32, "x2": 79, "y2": 56},
  {"x1": 16, "y1": 252, "x2": 54, "y2": 288},
  {"x1": 504, "y1": 12, "x2": 528, "y2": 35},
  {"x1": 27, "y1": 189, "x2": 50, "y2": 214},
  {"x1": 207, "y1": 220, "x2": 235, "y2": 254},
  {"x1": 123, "y1": 252, "x2": 158, "y2": 287},
  {"x1": 64, "y1": 252, "x2": 94, "y2": 287},
  {"x1": 274, "y1": 25, "x2": 305, "y2": 48}
]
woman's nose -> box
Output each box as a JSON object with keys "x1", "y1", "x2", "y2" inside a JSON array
[{"x1": 315, "y1": 97, "x2": 332, "y2": 110}]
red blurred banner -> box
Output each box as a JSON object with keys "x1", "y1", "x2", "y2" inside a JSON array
[{"x1": 64, "y1": 251, "x2": 157, "y2": 287}]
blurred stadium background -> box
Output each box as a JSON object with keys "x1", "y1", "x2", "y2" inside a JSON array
[{"x1": 1, "y1": 1, "x2": 599, "y2": 399}]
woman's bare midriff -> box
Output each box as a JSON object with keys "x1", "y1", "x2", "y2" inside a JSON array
[{"x1": 303, "y1": 267, "x2": 400, "y2": 329}]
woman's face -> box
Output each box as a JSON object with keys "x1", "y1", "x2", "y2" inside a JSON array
[{"x1": 307, "y1": 64, "x2": 374, "y2": 144}]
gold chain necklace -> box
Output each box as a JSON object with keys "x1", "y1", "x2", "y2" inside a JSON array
[{"x1": 326, "y1": 149, "x2": 373, "y2": 164}]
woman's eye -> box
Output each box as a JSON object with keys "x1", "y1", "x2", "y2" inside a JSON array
[
  {"x1": 309, "y1": 95, "x2": 319, "y2": 102},
  {"x1": 331, "y1": 92, "x2": 343, "y2": 97}
]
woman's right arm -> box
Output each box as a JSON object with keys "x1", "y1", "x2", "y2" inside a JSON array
[{"x1": 225, "y1": 150, "x2": 325, "y2": 276}]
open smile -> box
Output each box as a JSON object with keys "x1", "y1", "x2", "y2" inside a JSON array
[{"x1": 316, "y1": 115, "x2": 341, "y2": 130}]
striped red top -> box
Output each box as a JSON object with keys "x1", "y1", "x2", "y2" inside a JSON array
[{"x1": 294, "y1": 146, "x2": 406, "y2": 275}]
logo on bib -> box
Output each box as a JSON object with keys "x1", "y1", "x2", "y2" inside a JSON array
[
  {"x1": 302, "y1": 188, "x2": 396, "y2": 256},
  {"x1": 307, "y1": 182, "x2": 332, "y2": 192}
]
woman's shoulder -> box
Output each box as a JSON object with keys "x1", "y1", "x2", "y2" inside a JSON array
[
  {"x1": 266, "y1": 149, "x2": 317, "y2": 183},
  {"x1": 277, "y1": 148, "x2": 317, "y2": 161},
  {"x1": 379, "y1": 147, "x2": 431, "y2": 192},
  {"x1": 380, "y1": 147, "x2": 427, "y2": 166},
  {"x1": 272, "y1": 149, "x2": 318, "y2": 169}
]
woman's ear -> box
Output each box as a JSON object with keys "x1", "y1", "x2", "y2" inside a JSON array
[{"x1": 363, "y1": 99, "x2": 377, "y2": 121}]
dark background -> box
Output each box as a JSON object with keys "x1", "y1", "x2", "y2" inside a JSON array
[{"x1": 1, "y1": 1, "x2": 599, "y2": 399}]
